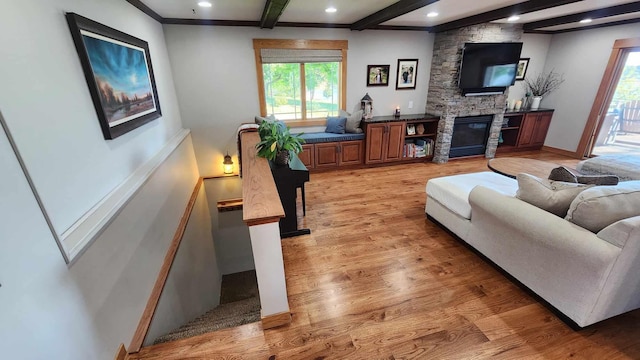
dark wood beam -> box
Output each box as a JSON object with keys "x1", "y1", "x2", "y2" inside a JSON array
[
  {"x1": 532, "y1": 17, "x2": 640, "y2": 34},
  {"x1": 431, "y1": 0, "x2": 582, "y2": 33},
  {"x1": 350, "y1": 0, "x2": 439, "y2": 31},
  {"x1": 162, "y1": 18, "x2": 260, "y2": 27},
  {"x1": 260, "y1": 0, "x2": 291, "y2": 29},
  {"x1": 523, "y1": 1, "x2": 640, "y2": 31},
  {"x1": 125, "y1": 0, "x2": 163, "y2": 23}
]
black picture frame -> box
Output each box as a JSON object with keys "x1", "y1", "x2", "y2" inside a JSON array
[
  {"x1": 396, "y1": 59, "x2": 418, "y2": 90},
  {"x1": 515, "y1": 58, "x2": 530, "y2": 81},
  {"x1": 366, "y1": 64, "x2": 390, "y2": 87},
  {"x1": 66, "y1": 13, "x2": 161, "y2": 140}
]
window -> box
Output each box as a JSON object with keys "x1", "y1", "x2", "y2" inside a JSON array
[{"x1": 254, "y1": 39, "x2": 348, "y2": 126}]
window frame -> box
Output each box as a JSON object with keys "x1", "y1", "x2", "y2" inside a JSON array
[{"x1": 253, "y1": 39, "x2": 348, "y2": 127}]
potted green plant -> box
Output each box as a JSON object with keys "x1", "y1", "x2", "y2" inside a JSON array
[
  {"x1": 256, "y1": 120, "x2": 305, "y2": 165},
  {"x1": 522, "y1": 70, "x2": 565, "y2": 110}
]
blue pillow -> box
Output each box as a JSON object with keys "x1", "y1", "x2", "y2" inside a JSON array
[{"x1": 325, "y1": 116, "x2": 347, "y2": 134}]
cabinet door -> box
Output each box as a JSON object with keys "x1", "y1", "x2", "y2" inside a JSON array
[
  {"x1": 532, "y1": 112, "x2": 553, "y2": 146},
  {"x1": 385, "y1": 122, "x2": 406, "y2": 161},
  {"x1": 299, "y1": 144, "x2": 314, "y2": 169},
  {"x1": 517, "y1": 113, "x2": 537, "y2": 147},
  {"x1": 365, "y1": 123, "x2": 387, "y2": 164},
  {"x1": 340, "y1": 140, "x2": 364, "y2": 166},
  {"x1": 315, "y1": 142, "x2": 340, "y2": 168}
]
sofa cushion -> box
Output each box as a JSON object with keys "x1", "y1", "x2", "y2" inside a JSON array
[
  {"x1": 426, "y1": 172, "x2": 518, "y2": 220},
  {"x1": 516, "y1": 173, "x2": 591, "y2": 217},
  {"x1": 325, "y1": 116, "x2": 347, "y2": 134},
  {"x1": 339, "y1": 110, "x2": 364, "y2": 134},
  {"x1": 566, "y1": 181, "x2": 640, "y2": 233},
  {"x1": 297, "y1": 132, "x2": 365, "y2": 144}
]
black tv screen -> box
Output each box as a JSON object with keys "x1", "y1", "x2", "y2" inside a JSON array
[{"x1": 458, "y1": 42, "x2": 523, "y2": 94}]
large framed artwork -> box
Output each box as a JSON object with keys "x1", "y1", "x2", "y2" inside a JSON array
[{"x1": 66, "y1": 13, "x2": 161, "y2": 140}]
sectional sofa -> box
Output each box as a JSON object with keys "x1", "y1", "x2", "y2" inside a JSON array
[{"x1": 426, "y1": 172, "x2": 640, "y2": 327}]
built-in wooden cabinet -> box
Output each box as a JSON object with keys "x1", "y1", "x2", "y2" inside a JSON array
[
  {"x1": 299, "y1": 144, "x2": 314, "y2": 168},
  {"x1": 299, "y1": 140, "x2": 364, "y2": 169},
  {"x1": 498, "y1": 109, "x2": 554, "y2": 153},
  {"x1": 365, "y1": 122, "x2": 405, "y2": 163},
  {"x1": 365, "y1": 114, "x2": 439, "y2": 164}
]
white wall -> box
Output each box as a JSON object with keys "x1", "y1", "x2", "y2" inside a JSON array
[
  {"x1": 507, "y1": 33, "x2": 552, "y2": 102},
  {"x1": 541, "y1": 23, "x2": 640, "y2": 152},
  {"x1": 0, "y1": 0, "x2": 183, "y2": 236},
  {"x1": 204, "y1": 177, "x2": 254, "y2": 275},
  {"x1": 145, "y1": 183, "x2": 222, "y2": 346},
  {"x1": 0, "y1": 0, "x2": 201, "y2": 359},
  {"x1": 163, "y1": 25, "x2": 434, "y2": 175},
  {"x1": 0, "y1": 132, "x2": 200, "y2": 360}
]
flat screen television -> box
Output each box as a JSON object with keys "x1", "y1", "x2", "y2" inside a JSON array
[{"x1": 458, "y1": 42, "x2": 523, "y2": 96}]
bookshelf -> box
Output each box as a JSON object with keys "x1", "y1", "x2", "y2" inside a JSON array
[{"x1": 403, "y1": 117, "x2": 438, "y2": 160}]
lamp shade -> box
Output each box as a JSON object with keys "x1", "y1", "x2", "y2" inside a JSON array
[{"x1": 223, "y1": 153, "x2": 233, "y2": 174}]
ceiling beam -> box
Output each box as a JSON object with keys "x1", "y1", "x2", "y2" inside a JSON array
[
  {"x1": 260, "y1": 0, "x2": 291, "y2": 29},
  {"x1": 350, "y1": 0, "x2": 439, "y2": 31},
  {"x1": 529, "y1": 17, "x2": 640, "y2": 34},
  {"x1": 431, "y1": 0, "x2": 582, "y2": 33},
  {"x1": 523, "y1": 1, "x2": 640, "y2": 31},
  {"x1": 125, "y1": 0, "x2": 163, "y2": 23}
]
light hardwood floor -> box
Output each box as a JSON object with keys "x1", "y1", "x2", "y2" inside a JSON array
[{"x1": 129, "y1": 152, "x2": 640, "y2": 360}]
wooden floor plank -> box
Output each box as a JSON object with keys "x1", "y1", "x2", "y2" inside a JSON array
[{"x1": 130, "y1": 151, "x2": 640, "y2": 360}]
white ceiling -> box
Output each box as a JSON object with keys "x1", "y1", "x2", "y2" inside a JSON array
[{"x1": 138, "y1": 0, "x2": 640, "y2": 33}]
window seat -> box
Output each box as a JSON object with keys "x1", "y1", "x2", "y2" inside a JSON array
[
  {"x1": 298, "y1": 132, "x2": 365, "y2": 144},
  {"x1": 295, "y1": 132, "x2": 365, "y2": 169}
]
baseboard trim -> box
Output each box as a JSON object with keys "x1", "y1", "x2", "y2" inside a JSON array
[
  {"x1": 128, "y1": 177, "x2": 203, "y2": 353},
  {"x1": 541, "y1": 145, "x2": 582, "y2": 159},
  {"x1": 261, "y1": 311, "x2": 292, "y2": 329},
  {"x1": 114, "y1": 344, "x2": 127, "y2": 360}
]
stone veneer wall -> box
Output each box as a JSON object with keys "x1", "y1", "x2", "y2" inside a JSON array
[{"x1": 426, "y1": 23, "x2": 523, "y2": 163}]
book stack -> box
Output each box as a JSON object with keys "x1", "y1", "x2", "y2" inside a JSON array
[{"x1": 403, "y1": 138, "x2": 434, "y2": 158}]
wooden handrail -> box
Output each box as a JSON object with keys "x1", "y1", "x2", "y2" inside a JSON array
[{"x1": 241, "y1": 132, "x2": 284, "y2": 226}]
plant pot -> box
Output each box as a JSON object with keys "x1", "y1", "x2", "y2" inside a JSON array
[
  {"x1": 275, "y1": 150, "x2": 290, "y2": 165},
  {"x1": 530, "y1": 96, "x2": 542, "y2": 110}
]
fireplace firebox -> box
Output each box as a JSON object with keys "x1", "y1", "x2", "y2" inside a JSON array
[{"x1": 449, "y1": 115, "x2": 493, "y2": 158}]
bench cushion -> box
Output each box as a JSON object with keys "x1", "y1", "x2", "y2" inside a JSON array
[
  {"x1": 426, "y1": 172, "x2": 518, "y2": 219},
  {"x1": 298, "y1": 132, "x2": 365, "y2": 144}
]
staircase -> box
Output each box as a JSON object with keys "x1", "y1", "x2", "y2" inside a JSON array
[{"x1": 153, "y1": 270, "x2": 260, "y2": 345}]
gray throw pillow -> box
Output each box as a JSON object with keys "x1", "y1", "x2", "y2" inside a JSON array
[
  {"x1": 255, "y1": 114, "x2": 276, "y2": 125},
  {"x1": 325, "y1": 116, "x2": 346, "y2": 134},
  {"x1": 576, "y1": 175, "x2": 619, "y2": 186},
  {"x1": 566, "y1": 180, "x2": 640, "y2": 232},
  {"x1": 516, "y1": 173, "x2": 592, "y2": 217},
  {"x1": 339, "y1": 109, "x2": 364, "y2": 134}
]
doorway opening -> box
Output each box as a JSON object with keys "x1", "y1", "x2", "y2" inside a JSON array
[{"x1": 578, "y1": 38, "x2": 640, "y2": 158}]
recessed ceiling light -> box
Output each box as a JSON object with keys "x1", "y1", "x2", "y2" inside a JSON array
[
  {"x1": 427, "y1": 12, "x2": 439, "y2": 18},
  {"x1": 507, "y1": 15, "x2": 520, "y2": 22},
  {"x1": 580, "y1": 18, "x2": 592, "y2": 23},
  {"x1": 198, "y1": 1, "x2": 212, "y2": 7},
  {"x1": 325, "y1": 7, "x2": 337, "y2": 13}
]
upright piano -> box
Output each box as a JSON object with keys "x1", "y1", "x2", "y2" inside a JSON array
[{"x1": 269, "y1": 155, "x2": 310, "y2": 238}]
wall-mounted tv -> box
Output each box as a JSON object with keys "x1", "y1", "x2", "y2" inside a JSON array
[{"x1": 458, "y1": 42, "x2": 523, "y2": 96}]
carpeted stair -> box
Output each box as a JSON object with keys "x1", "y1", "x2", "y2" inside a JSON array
[{"x1": 153, "y1": 270, "x2": 260, "y2": 345}]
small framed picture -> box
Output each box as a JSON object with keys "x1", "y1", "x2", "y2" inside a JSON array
[
  {"x1": 515, "y1": 58, "x2": 530, "y2": 81},
  {"x1": 367, "y1": 65, "x2": 390, "y2": 86},
  {"x1": 396, "y1": 59, "x2": 418, "y2": 90},
  {"x1": 407, "y1": 124, "x2": 416, "y2": 135}
]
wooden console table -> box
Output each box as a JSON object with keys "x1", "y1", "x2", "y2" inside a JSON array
[{"x1": 488, "y1": 157, "x2": 562, "y2": 179}]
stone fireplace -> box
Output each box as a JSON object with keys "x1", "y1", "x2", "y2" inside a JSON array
[
  {"x1": 450, "y1": 115, "x2": 493, "y2": 158},
  {"x1": 425, "y1": 23, "x2": 523, "y2": 163}
]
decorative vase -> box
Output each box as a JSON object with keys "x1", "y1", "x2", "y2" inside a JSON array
[
  {"x1": 530, "y1": 96, "x2": 542, "y2": 110},
  {"x1": 275, "y1": 149, "x2": 290, "y2": 165}
]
